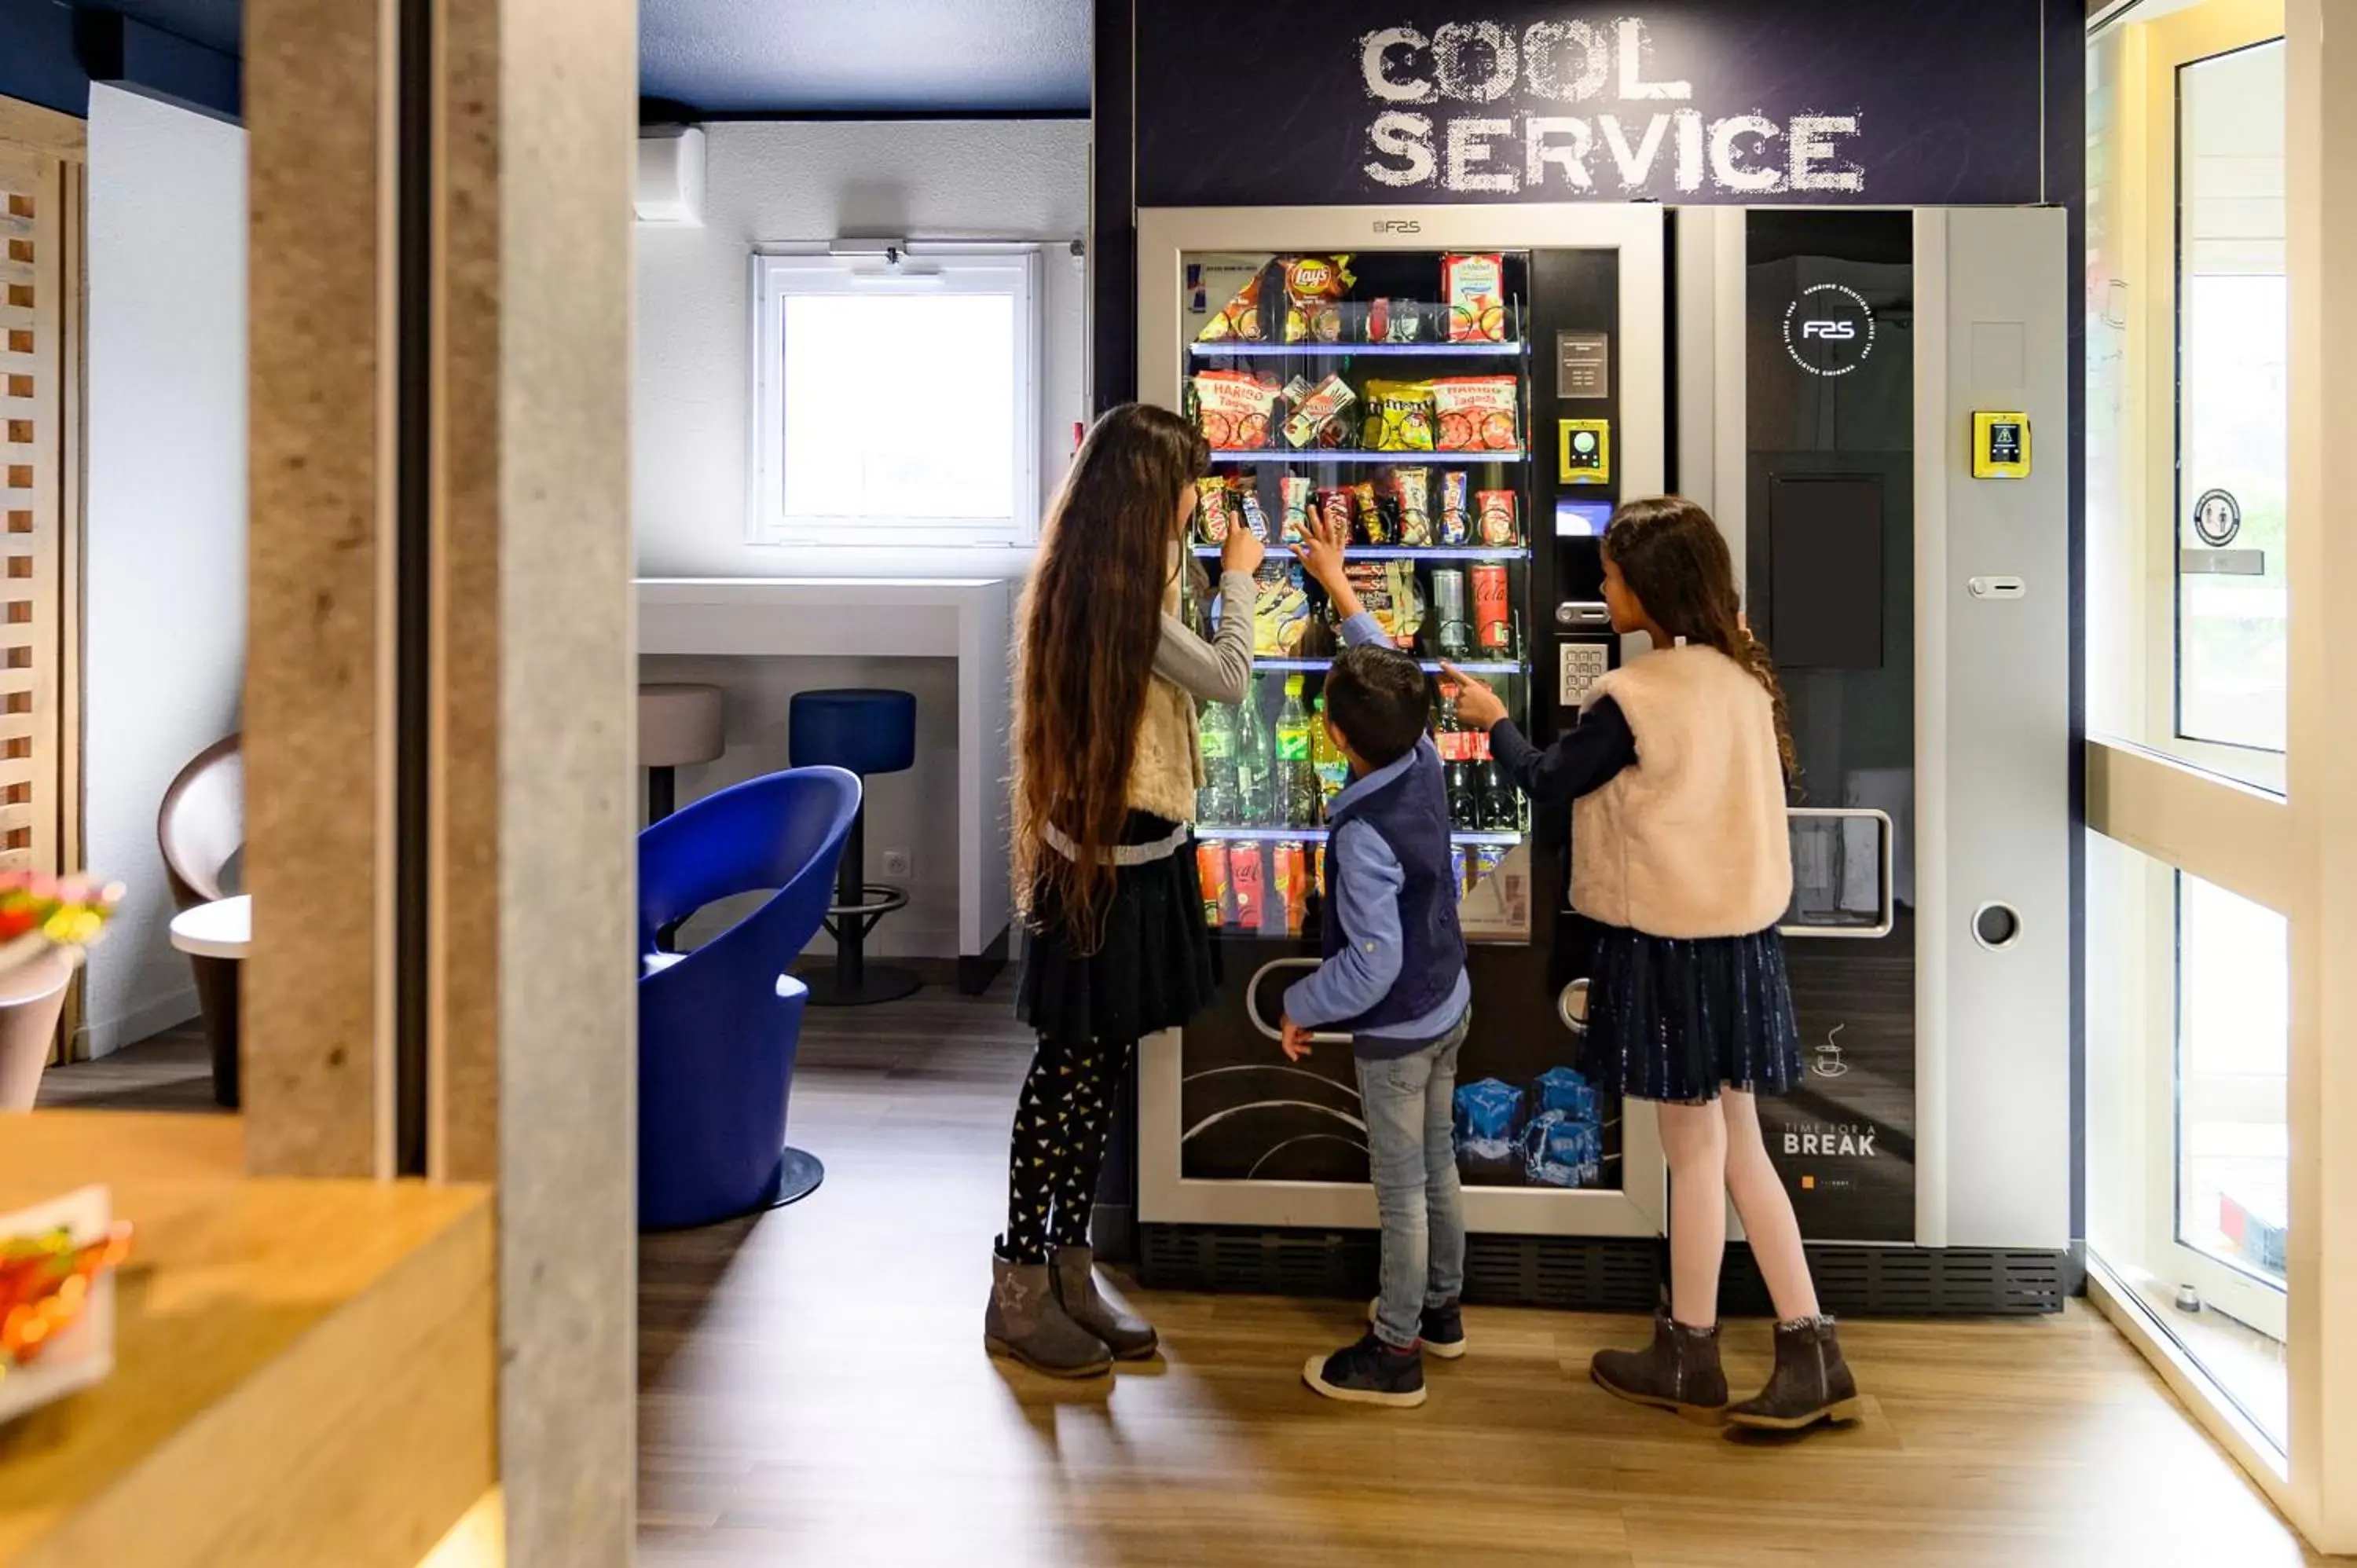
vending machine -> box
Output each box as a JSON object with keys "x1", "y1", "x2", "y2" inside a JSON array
[{"x1": 1131, "y1": 206, "x2": 1684, "y2": 1297}]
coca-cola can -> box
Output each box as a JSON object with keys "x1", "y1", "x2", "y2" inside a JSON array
[{"x1": 1472, "y1": 563, "x2": 1511, "y2": 652}]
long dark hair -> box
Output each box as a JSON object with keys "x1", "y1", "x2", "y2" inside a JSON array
[
  {"x1": 1603, "y1": 495, "x2": 1800, "y2": 785},
  {"x1": 1012, "y1": 404, "x2": 1208, "y2": 947}
]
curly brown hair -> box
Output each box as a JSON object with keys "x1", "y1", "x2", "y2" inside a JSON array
[
  {"x1": 1011, "y1": 404, "x2": 1209, "y2": 948},
  {"x1": 1603, "y1": 495, "x2": 1801, "y2": 786}
]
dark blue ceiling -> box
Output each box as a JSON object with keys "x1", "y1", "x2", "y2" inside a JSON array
[{"x1": 79, "y1": 0, "x2": 1092, "y2": 115}]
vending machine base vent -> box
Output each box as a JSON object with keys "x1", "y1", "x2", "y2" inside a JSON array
[
  {"x1": 1718, "y1": 1243, "x2": 2080, "y2": 1317},
  {"x1": 1138, "y1": 1224, "x2": 1660, "y2": 1313}
]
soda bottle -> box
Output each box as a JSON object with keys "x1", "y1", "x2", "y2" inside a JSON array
[
  {"x1": 1476, "y1": 730, "x2": 1518, "y2": 830},
  {"x1": 1197, "y1": 702, "x2": 1242, "y2": 824},
  {"x1": 1311, "y1": 694, "x2": 1350, "y2": 804},
  {"x1": 1236, "y1": 685, "x2": 1275, "y2": 826},
  {"x1": 1436, "y1": 683, "x2": 1477, "y2": 830},
  {"x1": 1274, "y1": 674, "x2": 1321, "y2": 827}
]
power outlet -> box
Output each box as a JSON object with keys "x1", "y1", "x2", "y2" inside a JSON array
[{"x1": 881, "y1": 848, "x2": 912, "y2": 880}]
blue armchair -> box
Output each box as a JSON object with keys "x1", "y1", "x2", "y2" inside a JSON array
[{"x1": 638, "y1": 765, "x2": 862, "y2": 1229}]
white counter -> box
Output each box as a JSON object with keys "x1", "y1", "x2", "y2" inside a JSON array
[{"x1": 636, "y1": 577, "x2": 1015, "y2": 982}]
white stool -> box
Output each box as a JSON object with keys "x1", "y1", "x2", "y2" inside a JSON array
[{"x1": 169, "y1": 896, "x2": 250, "y2": 1108}]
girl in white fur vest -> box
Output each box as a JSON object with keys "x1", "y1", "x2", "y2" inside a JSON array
[{"x1": 1448, "y1": 496, "x2": 1860, "y2": 1434}]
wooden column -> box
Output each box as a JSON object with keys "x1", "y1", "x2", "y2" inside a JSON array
[{"x1": 244, "y1": 0, "x2": 400, "y2": 1178}]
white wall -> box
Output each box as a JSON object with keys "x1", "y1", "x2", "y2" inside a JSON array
[
  {"x1": 634, "y1": 121, "x2": 1085, "y2": 958},
  {"x1": 634, "y1": 119, "x2": 1088, "y2": 581},
  {"x1": 82, "y1": 86, "x2": 247, "y2": 1053}
]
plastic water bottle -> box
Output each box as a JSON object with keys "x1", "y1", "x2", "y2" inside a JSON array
[
  {"x1": 1236, "y1": 687, "x2": 1275, "y2": 826},
  {"x1": 1197, "y1": 702, "x2": 1242, "y2": 824}
]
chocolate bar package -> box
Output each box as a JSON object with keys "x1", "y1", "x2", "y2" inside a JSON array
[
  {"x1": 1230, "y1": 476, "x2": 1272, "y2": 542},
  {"x1": 1391, "y1": 467, "x2": 1435, "y2": 545},
  {"x1": 1439, "y1": 471, "x2": 1472, "y2": 544},
  {"x1": 1281, "y1": 373, "x2": 1357, "y2": 450},
  {"x1": 1193, "y1": 475, "x2": 1234, "y2": 544}
]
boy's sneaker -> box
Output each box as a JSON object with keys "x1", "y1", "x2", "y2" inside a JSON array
[
  {"x1": 1365, "y1": 1297, "x2": 1468, "y2": 1360},
  {"x1": 1303, "y1": 1331, "x2": 1427, "y2": 1408}
]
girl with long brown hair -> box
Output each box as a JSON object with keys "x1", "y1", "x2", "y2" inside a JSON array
[
  {"x1": 1447, "y1": 495, "x2": 1861, "y2": 1434},
  {"x1": 988, "y1": 402, "x2": 1264, "y2": 1376}
]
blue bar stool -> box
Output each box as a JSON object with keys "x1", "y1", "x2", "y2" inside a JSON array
[{"x1": 788, "y1": 688, "x2": 922, "y2": 1006}]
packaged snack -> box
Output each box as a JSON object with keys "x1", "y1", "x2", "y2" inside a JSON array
[
  {"x1": 1278, "y1": 475, "x2": 1314, "y2": 544},
  {"x1": 1350, "y1": 481, "x2": 1391, "y2": 546},
  {"x1": 1360, "y1": 379, "x2": 1437, "y2": 452},
  {"x1": 1368, "y1": 298, "x2": 1424, "y2": 344},
  {"x1": 1194, "y1": 476, "x2": 1234, "y2": 544},
  {"x1": 1281, "y1": 255, "x2": 1354, "y2": 344},
  {"x1": 1197, "y1": 266, "x2": 1270, "y2": 343},
  {"x1": 1281, "y1": 373, "x2": 1357, "y2": 449},
  {"x1": 1431, "y1": 376, "x2": 1520, "y2": 452},
  {"x1": 1232, "y1": 476, "x2": 1273, "y2": 542},
  {"x1": 1317, "y1": 487, "x2": 1354, "y2": 545},
  {"x1": 1391, "y1": 467, "x2": 1435, "y2": 545},
  {"x1": 1439, "y1": 471, "x2": 1472, "y2": 544},
  {"x1": 1191, "y1": 370, "x2": 1277, "y2": 450},
  {"x1": 1449, "y1": 844, "x2": 1469, "y2": 896},
  {"x1": 1385, "y1": 559, "x2": 1427, "y2": 647},
  {"x1": 1442, "y1": 252, "x2": 1508, "y2": 343},
  {"x1": 1253, "y1": 561, "x2": 1312, "y2": 655},
  {"x1": 1475, "y1": 489, "x2": 1519, "y2": 548},
  {"x1": 1344, "y1": 561, "x2": 1398, "y2": 645}
]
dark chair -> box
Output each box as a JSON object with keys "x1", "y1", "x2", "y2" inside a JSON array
[
  {"x1": 637, "y1": 765, "x2": 861, "y2": 1229},
  {"x1": 157, "y1": 734, "x2": 243, "y2": 1107},
  {"x1": 787, "y1": 688, "x2": 920, "y2": 1006}
]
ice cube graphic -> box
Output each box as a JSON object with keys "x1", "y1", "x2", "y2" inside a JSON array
[
  {"x1": 1453, "y1": 1078, "x2": 1524, "y2": 1162},
  {"x1": 1531, "y1": 1064, "x2": 1599, "y2": 1122},
  {"x1": 1521, "y1": 1110, "x2": 1604, "y2": 1189}
]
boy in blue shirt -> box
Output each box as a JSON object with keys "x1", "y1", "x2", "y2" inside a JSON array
[{"x1": 1281, "y1": 522, "x2": 1472, "y2": 1409}]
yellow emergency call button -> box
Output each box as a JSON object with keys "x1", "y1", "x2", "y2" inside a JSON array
[{"x1": 1972, "y1": 412, "x2": 2030, "y2": 479}]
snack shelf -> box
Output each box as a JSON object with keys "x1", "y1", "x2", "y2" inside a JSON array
[
  {"x1": 1253, "y1": 657, "x2": 1525, "y2": 676},
  {"x1": 1193, "y1": 544, "x2": 1530, "y2": 562},
  {"x1": 1189, "y1": 341, "x2": 1527, "y2": 359},
  {"x1": 1209, "y1": 449, "x2": 1527, "y2": 467},
  {"x1": 1198, "y1": 825, "x2": 1525, "y2": 847}
]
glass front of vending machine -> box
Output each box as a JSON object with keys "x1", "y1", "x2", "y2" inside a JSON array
[{"x1": 1131, "y1": 207, "x2": 1670, "y2": 1282}]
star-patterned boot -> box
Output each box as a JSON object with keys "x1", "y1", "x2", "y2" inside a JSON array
[
  {"x1": 985, "y1": 1249, "x2": 1112, "y2": 1378},
  {"x1": 1050, "y1": 1244, "x2": 1158, "y2": 1360}
]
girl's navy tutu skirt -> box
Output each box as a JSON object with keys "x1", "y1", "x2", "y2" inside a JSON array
[{"x1": 1579, "y1": 924, "x2": 1805, "y2": 1104}]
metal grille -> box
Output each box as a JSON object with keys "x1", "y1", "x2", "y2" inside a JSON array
[{"x1": 1140, "y1": 1224, "x2": 2076, "y2": 1317}]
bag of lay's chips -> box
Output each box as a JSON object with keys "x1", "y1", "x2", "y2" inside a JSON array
[
  {"x1": 1281, "y1": 255, "x2": 1354, "y2": 344},
  {"x1": 1361, "y1": 379, "x2": 1437, "y2": 452}
]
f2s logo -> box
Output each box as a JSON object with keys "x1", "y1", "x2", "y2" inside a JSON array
[{"x1": 1801, "y1": 320, "x2": 1857, "y2": 340}]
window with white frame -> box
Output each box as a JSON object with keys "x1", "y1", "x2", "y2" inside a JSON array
[{"x1": 749, "y1": 249, "x2": 1041, "y2": 547}]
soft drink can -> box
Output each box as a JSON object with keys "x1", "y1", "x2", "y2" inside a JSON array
[
  {"x1": 1472, "y1": 562, "x2": 1511, "y2": 651},
  {"x1": 1431, "y1": 568, "x2": 1470, "y2": 658},
  {"x1": 1450, "y1": 844, "x2": 1470, "y2": 896},
  {"x1": 1271, "y1": 841, "x2": 1307, "y2": 936},
  {"x1": 1196, "y1": 841, "x2": 1230, "y2": 928},
  {"x1": 1472, "y1": 844, "x2": 1508, "y2": 888},
  {"x1": 1227, "y1": 841, "x2": 1265, "y2": 930}
]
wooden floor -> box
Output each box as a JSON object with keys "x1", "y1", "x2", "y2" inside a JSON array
[
  {"x1": 34, "y1": 1023, "x2": 219, "y2": 1112},
  {"x1": 639, "y1": 980, "x2": 2330, "y2": 1567}
]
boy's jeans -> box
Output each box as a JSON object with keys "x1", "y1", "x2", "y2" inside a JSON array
[{"x1": 1354, "y1": 1011, "x2": 1471, "y2": 1350}]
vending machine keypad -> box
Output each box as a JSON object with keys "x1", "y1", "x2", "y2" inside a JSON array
[{"x1": 1560, "y1": 641, "x2": 1611, "y2": 708}]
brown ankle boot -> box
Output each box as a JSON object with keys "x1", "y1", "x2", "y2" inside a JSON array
[
  {"x1": 985, "y1": 1251, "x2": 1112, "y2": 1378},
  {"x1": 1727, "y1": 1317, "x2": 1863, "y2": 1431},
  {"x1": 1590, "y1": 1313, "x2": 1728, "y2": 1420},
  {"x1": 1050, "y1": 1244, "x2": 1158, "y2": 1360}
]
